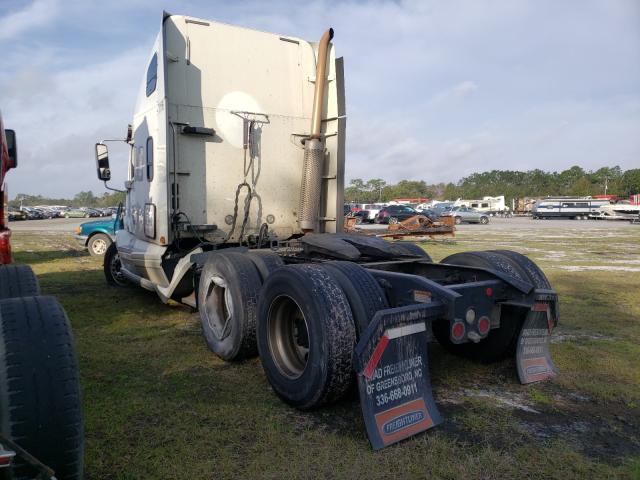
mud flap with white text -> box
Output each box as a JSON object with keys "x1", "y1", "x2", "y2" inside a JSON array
[
  {"x1": 516, "y1": 299, "x2": 558, "y2": 384},
  {"x1": 354, "y1": 304, "x2": 443, "y2": 450}
]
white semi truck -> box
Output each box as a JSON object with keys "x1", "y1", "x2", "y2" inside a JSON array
[{"x1": 96, "y1": 12, "x2": 559, "y2": 449}]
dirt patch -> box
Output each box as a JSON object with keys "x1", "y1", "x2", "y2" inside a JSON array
[
  {"x1": 438, "y1": 384, "x2": 640, "y2": 464},
  {"x1": 550, "y1": 332, "x2": 617, "y2": 344}
]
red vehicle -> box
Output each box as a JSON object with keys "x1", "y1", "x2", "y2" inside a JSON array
[
  {"x1": 0, "y1": 112, "x2": 84, "y2": 479},
  {"x1": 0, "y1": 114, "x2": 17, "y2": 264}
]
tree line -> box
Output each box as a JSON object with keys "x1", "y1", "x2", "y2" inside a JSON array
[
  {"x1": 8, "y1": 190, "x2": 126, "y2": 208},
  {"x1": 345, "y1": 166, "x2": 640, "y2": 205},
  {"x1": 9, "y1": 165, "x2": 640, "y2": 209}
]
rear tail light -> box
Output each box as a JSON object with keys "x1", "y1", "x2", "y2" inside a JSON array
[
  {"x1": 0, "y1": 230, "x2": 11, "y2": 265},
  {"x1": 478, "y1": 316, "x2": 490, "y2": 335},
  {"x1": 451, "y1": 321, "x2": 465, "y2": 341}
]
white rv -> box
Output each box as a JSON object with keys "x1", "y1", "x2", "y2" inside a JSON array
[
  {"x1": 532, "y1": 197, "x2": 610, "y2": 220},
  {"x1": 454, "y1": 196, "x2": 509, "y2": 215}
]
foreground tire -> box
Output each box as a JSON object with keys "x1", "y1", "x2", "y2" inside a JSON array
[
  {"x1": 0, "y1": 296, "x2": 84, "y2": 480},
  {"x1": 0, "y1": 264, "x2": 40, "y2": 299},
  {"x1": 198, "y1": 252, "x2": 262, "y2": 360},
  {"x1": 103, "y1": 243, "x2": 129, "y2": 287},
  {"x1": 480, "y1": 216, "x2": 489, "y2": 224},
  {"x1": 435, "y1": 251, "x2": 532, "y2": 362},
  {"x1": 454, "y1": 216, "x2": 462, "y2": 225},
  {"x1": 257, "y1": 265, "x2": 356, "y2": 410},
  {"x1": 247, "y1": 250, "x2": 284, "y2": 282},
  {"x1": 87, "y1": 233, "x2": 111, "y2": 257},
  {"x1": 321, "y1": 262, "x2": 388, "y2": 336},
  {"x1": 392, "y1": 242, "x2": 433, "y2": 262}
]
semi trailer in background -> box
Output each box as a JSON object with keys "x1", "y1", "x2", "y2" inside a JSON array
[
  {"x1": 0, "y1": 112, "x2": 84, "y2": 478},
  {"x1": 96, "y1": 13, "x2": 559, "y2": 449}
]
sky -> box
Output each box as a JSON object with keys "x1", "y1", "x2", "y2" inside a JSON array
[{"x1": 0, "y1": 0, "x2": 638, "y2": 198}]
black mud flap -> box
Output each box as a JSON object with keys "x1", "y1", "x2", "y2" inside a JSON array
[
  {"x1": 353, "y1": 304, "x2": 443, "y2": 450},
  {"x1": 516, "y1": 293, "x2": 559, "y2": 384}
]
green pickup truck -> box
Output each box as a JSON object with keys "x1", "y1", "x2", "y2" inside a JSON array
[{"x1": 74, "y1": 213, "x2": 122, "y2": 257}]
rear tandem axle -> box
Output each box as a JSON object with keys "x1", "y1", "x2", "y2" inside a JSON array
[{"x1": 189, "y1": 234, "x2": 558, "y2": 449}]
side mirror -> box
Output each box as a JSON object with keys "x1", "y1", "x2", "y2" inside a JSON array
[
  {"x1": 95, "y1": 143, "x2": 111, "y2": 181},
  {"x1": 5, "y1": 129, "x2": 17, "y2": 169}
]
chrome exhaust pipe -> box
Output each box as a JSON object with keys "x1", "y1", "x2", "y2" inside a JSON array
[{"x1": 299, "y1": 28, "x2": 333, "y2": 232}]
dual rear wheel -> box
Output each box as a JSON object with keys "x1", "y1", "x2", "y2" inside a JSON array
[{"x1": 196, "y1": 251, "x2": 395, "y2": 409}]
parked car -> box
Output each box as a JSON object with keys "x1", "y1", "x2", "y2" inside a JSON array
[
  {"x1": 21, "y1": 207, "x2": 46, "y2": 220},
  {"x1": 375, "y1": 204, "x2": 419, "y2": 224},
  {"x1": 7, "y1": 208, "x2": 27, "y2": 221},
  {"x1": 352, "y1": 210, "x2": 370, "y2": 224},
  {"x1": 440, "y1": 206, "x2": 489, "y2": 224},
  {"x1": 357, "y1": 203, "x2": 382, "y2": 222},
  {"x1": 64, "y1": 208, "x2": 91, "y2": 218},
  {"x1": 74, "y1": 213, "x2": 122, "y2": 257}
]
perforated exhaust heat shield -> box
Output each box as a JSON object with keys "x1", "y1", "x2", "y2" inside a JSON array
[{"x1": 298, "y1": 139, "x2": 324, "y2": 231}]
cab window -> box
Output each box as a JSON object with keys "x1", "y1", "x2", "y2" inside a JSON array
[
  {"x1": 146, "y1": 136, "x2": 154, "y2": 181},
  {"x1": 146, "y1": 53, "x2": 158, "y2": 97}
]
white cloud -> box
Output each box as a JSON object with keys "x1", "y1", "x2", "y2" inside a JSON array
[
  {"x1": 2, "y1": 46, "x2": 148, "y2": 197},
  {"x1": 0, "y1": 0, "x2": 59, "y2": 40},
  {"x1": 429, "y1": 81, "x2": 479, "y2": 105},
  {"x1": 1, "y1": 0, "x2": 639, "y2": 197}
]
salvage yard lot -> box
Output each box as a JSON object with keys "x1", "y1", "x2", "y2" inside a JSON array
[{"x1": 12, "y1": 219, "x2": 640, "y2": 479}]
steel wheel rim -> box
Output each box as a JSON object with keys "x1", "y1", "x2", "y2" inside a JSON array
[
  {"x1": 203, "y1": 275, "x2": 233, "y2": 340},
  {"x1": 267, "y1": 295, "x2": 310, "y2": 379},
  {"x1": 92, "y1": 238, "x2": 108, "y2": 255},
  {"x1": 110, "y1": 252, "x2": 127, "y2": 285}
]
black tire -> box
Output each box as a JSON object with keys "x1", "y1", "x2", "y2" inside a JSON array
[
  {"x1": 247, "y1": 250, "x2": 284, "y2": 282},
  {"x1": 0, "y1": 296, "x2": 84, "y2": 480},
  {"x1": 103, "y1": 243, "x2": 129, "y2": 287},
  {"x1": 435, "y1": 251, "x2": 531, "y2": 362},
  {"x1": 355, "y1": 216, "x2": 363, "y2": 225},
  {"x1": 480, "y1": 216, "x2": 489, "y2": 224},
  {"x1": 321, "y1": 261, "x2": 388, "y2": 336},
  {"x1": 488, "y1": 250, "x2": 551, "y2": 289},
  {"x1": 257, "y1": 265, "x2": 356, "y2": 410},
  {"x1": 0, "y1": 264, "x2": 40, "y2": 299},
  {"x1": 454, "y1": 216, "x2": 462, "y2": 225},
  {"x1": 392, "y1": 242, "x2": 433, "y2": 262},
  {"x1": 388, "y1": 216, "x2": 398, "y2": 225},
  {"x1": 87, "y1": 233, "x2": 112, "y2": 257},
  {"x1": 198, "y1": 252, "x2": 262, "y2": 360}
]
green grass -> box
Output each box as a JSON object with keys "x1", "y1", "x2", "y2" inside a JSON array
[{"x1": 11, "y1": 227, "x2": 640, "y2": 479}]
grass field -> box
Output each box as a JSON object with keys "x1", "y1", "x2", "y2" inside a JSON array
[{"x1": 11, "y1": 224, "x2": 640, "y2": 479}]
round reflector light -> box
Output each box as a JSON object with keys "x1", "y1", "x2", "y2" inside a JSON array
[
  {"x1": 478, "y1": 316, "x2": 490, "y2": 334},
  {"x1": 452, "y1": 322, "x2": 465, "y2": 340}
]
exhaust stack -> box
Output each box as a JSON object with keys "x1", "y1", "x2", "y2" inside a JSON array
[{"x1": 298, "y1": 28, "x2": 334, "y2": 232}]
